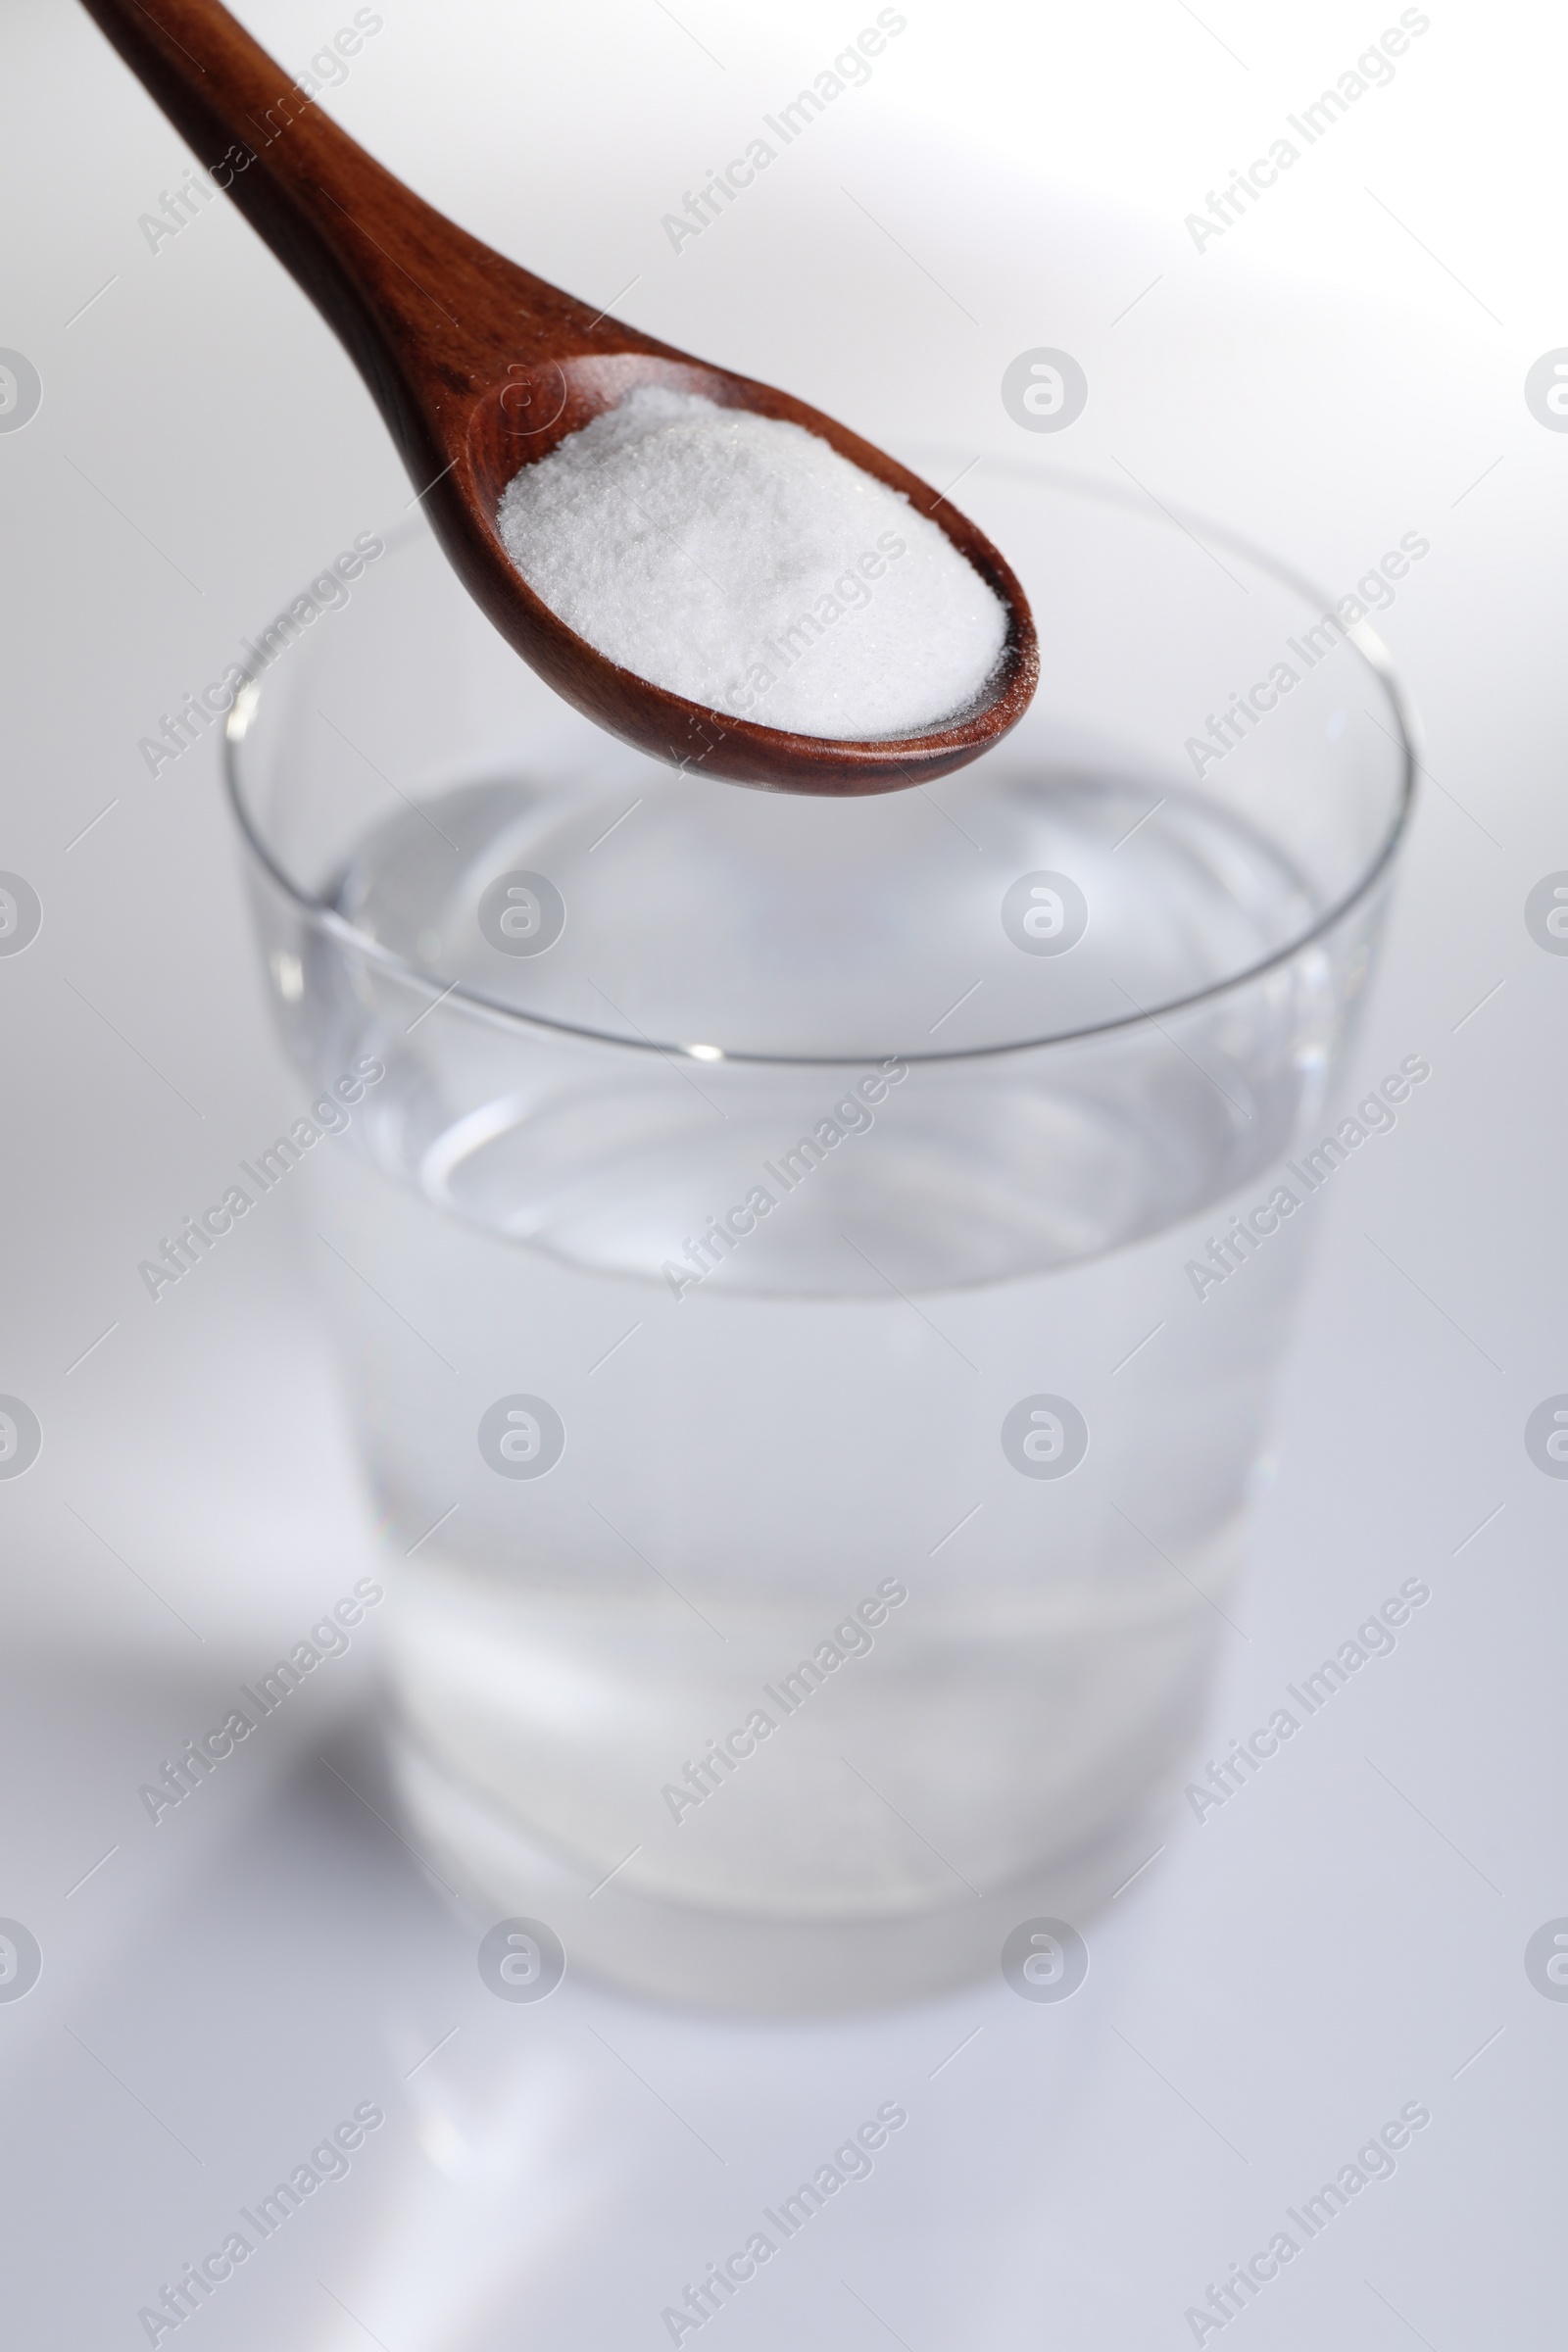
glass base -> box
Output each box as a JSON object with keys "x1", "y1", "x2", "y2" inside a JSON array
[{"x1": 388, "y1": 1722, "x2": 1183, "y2": 2014}]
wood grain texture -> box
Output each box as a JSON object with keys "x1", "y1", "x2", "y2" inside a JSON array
[{"x1": 79, "y1": 0, "x2": 1039, "y2": 793}]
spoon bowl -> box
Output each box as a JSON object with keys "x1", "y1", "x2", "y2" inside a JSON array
[
  {"x1": 462, "y1": 350, "x2": 1037, "y2": 791},
  {"x1": 80, "y1": 0, "x2": 1038, "y2": 794}
]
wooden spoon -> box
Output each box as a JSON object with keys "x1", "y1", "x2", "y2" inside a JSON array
[{"x1": 79, "y1": 0, "x2": 1037, "y2": 795}]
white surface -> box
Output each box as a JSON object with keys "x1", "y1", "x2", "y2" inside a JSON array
[{"x1": 2, "y1": 1, "x2": 1565, "y2": 2344}]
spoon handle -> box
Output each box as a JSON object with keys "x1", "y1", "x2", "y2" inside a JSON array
[{"x1": 77, "y1": 0, "x2": 634, "y2": 467}]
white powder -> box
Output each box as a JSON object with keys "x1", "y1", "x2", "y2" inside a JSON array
[{"x1": 496, "y1": 386, "x2": 1007, "y2": 741}]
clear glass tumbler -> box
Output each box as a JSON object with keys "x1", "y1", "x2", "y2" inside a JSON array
[{"x1": 226, "y1": 460, "x2": 1412, "y2": 2007}]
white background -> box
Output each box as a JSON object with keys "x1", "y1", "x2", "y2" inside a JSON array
[{"x1": 2, "y1": 1, "x2": 1565, "y2": 2344}]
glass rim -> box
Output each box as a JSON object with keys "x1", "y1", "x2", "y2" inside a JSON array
[{"x1": 222, "y1": 459, "x2": 1418, "y2": 1070}]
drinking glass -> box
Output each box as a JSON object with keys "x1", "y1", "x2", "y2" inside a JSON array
[{"x1": 225, "y1": 459, "x2": 1413, "y2": 2007}]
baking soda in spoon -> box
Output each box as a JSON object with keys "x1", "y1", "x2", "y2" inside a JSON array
[{"x1": 496, "y1": 386, "x2": 1007, "y2": 742}]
